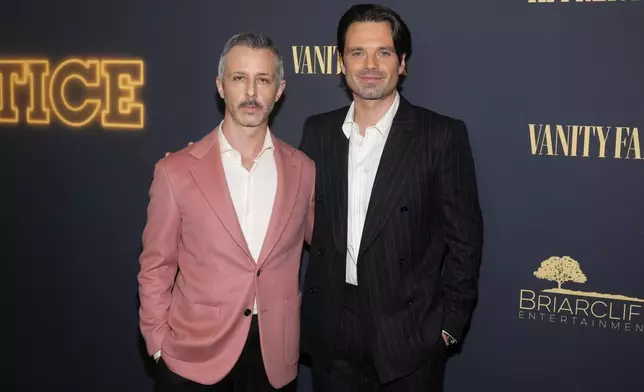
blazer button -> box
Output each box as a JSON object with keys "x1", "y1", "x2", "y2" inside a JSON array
[
  {"x1": 308, "y1": 287, "x2": 317, "y2": 294},
  {"x1": 244, "y1": 309, "x2": 251, "y2": 317},
  {"x1": 317, "y1": 248, "x2": 325, "y2": 256},
  {"x1": 400, "y1": 206, "x2": 408, "y2": 213},
  {"x1": 398, "y1": 258, "x2": 405, "y2": 265},
  {"x1": 316, "y1": 196, "x2": 323, "y2": 202}
]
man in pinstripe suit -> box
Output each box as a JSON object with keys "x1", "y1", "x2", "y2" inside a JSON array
[{"x1": 298, "y1": 4, "x2": 483, "y2": 391}]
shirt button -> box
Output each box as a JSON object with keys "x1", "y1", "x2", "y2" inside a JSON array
[
  {"x1": 244, "y1": 309, "x2": 251, "y2": 317},
  {"x1": 256, "y1": 270, "x2": 261, "y2": 277}
]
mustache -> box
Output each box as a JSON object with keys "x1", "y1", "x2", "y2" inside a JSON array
[
  {"x1": 357, "y1": 70, "x2": 385, "y2": 78},
  {"x1": 239, "y1": 98, "x2": 262, "y2": 109}
]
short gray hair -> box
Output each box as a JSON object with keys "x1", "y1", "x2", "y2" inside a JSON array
[{"x1": 218, "y1": 32, "x2": 284, "y2": 84}]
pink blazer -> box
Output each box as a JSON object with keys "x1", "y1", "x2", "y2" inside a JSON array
[{"x1": 137, "y1": 127, "x2": 315, "y2": 387}]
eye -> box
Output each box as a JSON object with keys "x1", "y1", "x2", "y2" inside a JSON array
[
  {"x1": 258, "y1": 78, "x2": 270, "y2": 83},
  {"x1": 379, "y1": 50, "x2": 392, "y2": 56},
  {"x1": 232, "y1": 75, "x2": 244, "y2": 81}
]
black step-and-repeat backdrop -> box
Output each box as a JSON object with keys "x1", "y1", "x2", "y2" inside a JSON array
[{"x1": 4, "y1": 0, "x2": 643, "y2": 391}]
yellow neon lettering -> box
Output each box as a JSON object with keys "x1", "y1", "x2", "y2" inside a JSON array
[
  {"x1": 0, "y1": 60, "x2": 27, "y2": 124},
  {"x1": 26, "y1": 60, "x2": 51, "y2": 125},
  {"x1": 0, "y1": 57, "x2": 145, "y2": 130},
  {"x1": 49, "y1": 59, "x2": 102, "y2": 127},
  {"x1": 101, "y1": 59, "x2": 145, "y2": 129}
]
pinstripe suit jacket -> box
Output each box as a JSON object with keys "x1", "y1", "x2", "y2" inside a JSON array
[{"x1": 298, "y1": 96, "x2": 483, "y2": 383}]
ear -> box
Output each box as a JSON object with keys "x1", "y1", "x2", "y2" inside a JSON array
[
  {"x1": 340, "y1": 55, "x2": 346, "y2": 75},
  {"x1": 275, "y1": 79, "x2": 286, "y2": 102},
  {"x1": 215, "y1": 76, "x2": 225, "y2": 99},
  {"x1": 398, "y1": 53, "x2": 406, "y2": 75}
]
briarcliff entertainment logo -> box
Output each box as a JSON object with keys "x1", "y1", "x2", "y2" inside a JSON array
[
  {"x1": 518, "y1": 256, "x2": 643, "y2": 334},
  {"x1": 528, "y1": 124, "x2": 641, "y2": 160},
  {"x1": 291, "y1": 45, "x2": 408, "y2": 76},
  {"x1": 0, "y1": 57, "x2": 145, "y2": 129}
]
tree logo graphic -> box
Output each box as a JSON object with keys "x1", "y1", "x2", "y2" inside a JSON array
[
  {"x1": 533, "y1": 256, "x2": 587, "y2": 290},
  {"x1": 532, "y1": 255, "x2": 644, "y2": 302}
]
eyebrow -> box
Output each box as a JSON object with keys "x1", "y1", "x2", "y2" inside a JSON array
[
  {"x1": 230, "y1": 71, "x2": 272, "y2": 77},
  {"x1": 348, "y1": 46, "x2": 395, "y2": 52}
]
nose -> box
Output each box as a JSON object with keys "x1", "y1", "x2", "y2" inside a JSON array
[
  {"x1": 245, "y1": 79, "x2": 257, "y2": 98},
  {"x1": 365, "y1": 52, "x2": 378, "y2": 70}
]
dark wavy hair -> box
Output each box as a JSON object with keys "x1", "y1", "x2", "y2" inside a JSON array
[{"x1": 336, "y1": 4, "x2": 412, "y2": 61}]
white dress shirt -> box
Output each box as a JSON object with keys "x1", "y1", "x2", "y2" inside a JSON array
[
  {"x1": 219, "y1": 121, "x2": 277, "y2": 314},
  {"x1": 154, "y1": 122, "x2": 277, "y2": 361},
  {"x1": 343, "y1": 92, "x2": 400, "y2": 286}
]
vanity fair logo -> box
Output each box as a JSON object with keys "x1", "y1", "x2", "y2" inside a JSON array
[{"x1": 528, "y1": 124, "x2": 641, "y2": 160}]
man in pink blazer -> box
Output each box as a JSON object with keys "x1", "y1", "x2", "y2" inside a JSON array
[{"x1": 138, "y1": 33, "x2": 314, "y2": 391}]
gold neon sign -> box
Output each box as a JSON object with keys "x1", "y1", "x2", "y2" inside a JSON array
[{"x1": 0, "y1": 58, "x2": 145, "y2": 129}]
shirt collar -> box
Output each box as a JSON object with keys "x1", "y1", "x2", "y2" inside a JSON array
[
  {"x1": 218, "y1": 120, "x2": 274, "y2": 156},
  {"x1": 341, "y1": 91, "x2": 400, "y2": 139}
]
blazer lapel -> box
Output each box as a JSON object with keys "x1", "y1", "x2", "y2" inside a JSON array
[
  {"x1": 327, "y1": 115, "x2": 350, "y2": 256},
  {"x1": 189, "y1": 132, "x2": 253, "y2": 262},
  {"x1": 358, "y1": 97, "x2": 421, "y2": 259},
  {"x1": 256, "y1": 138, "x2": 301, "y2": 268}
]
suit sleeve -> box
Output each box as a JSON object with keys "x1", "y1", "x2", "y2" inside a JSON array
[
  {"x1": 437, "y1": 119, "x2": 483, "y2": 343},
  {"x1": 137, "y1": 159, "x2": 181, "y2": 356},
  {"x1": 305, "y1": 161, "x2": 316, "y2": 246},
  {"x1": 300, "y1": 116, "x2": 317, "y2": 246}
]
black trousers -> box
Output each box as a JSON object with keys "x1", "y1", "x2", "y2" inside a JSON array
[
  {"x1": 312, "y1": 284, "x2": 447, "y2": 392},
  {"x1": 154, "y1": 315, "x2": 297, "y2": 392}
]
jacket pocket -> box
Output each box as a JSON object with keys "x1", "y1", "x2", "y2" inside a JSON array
[{"x1": 163, "y1": 292, "x2": 222, "y2": 362}]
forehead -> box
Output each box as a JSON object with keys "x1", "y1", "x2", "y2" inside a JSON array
[
  {"x1": 224, "y1": 45, "x2": 277, "y2": 74},
  {"x1": 345, "y1": 22, "x2": 394, "y2": 48}
]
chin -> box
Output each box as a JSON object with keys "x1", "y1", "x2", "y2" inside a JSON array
[
  {"x1": 356, "y1": 91, "x2": 386, "y2": 100},
  {"x1": 239, "y1": 116, "x2": 267, "y2": 128},
  {"x1": 239, "y1": 121, "x2": 262, "y2": 128}
]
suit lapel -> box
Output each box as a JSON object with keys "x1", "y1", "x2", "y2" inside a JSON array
[
  {"x1": 326, "y1": 115, "x2": 350, "y2": 256},
  {"x1": 189, "y1": 132, "x2": 253, "y2": 262},
  {"x1": 256, "y1": 139, "x2": 301, "y2": 268},
  {"x1": 358, "y1": 97, "x2": 421, "y2": 259}
]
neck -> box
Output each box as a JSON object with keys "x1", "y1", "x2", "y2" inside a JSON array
[
  {"x1": 353, "y1": 91, "x2": 397, "y2": 132},
  {"x1": 221, "y1": 117, "x2": 268, "y2": 161}
]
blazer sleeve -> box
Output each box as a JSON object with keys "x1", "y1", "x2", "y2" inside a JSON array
[
  {"x1": 437, "y1": 119, "x2": 484, "y2": 343},
  {"x1": 305, "y1": 163, "x2": 315, "y2": 245},
  {"x1": 300, "y1": 116, "x2": 317, "y2": 246},
  {"x1": 137, "y1": 159, "x2": 181, "y2": 356}
]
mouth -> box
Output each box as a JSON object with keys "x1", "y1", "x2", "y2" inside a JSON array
[
  {"x1": 241, "y1": 105, "x2": 261, "y2": 113},
  {"x1": 359, "y1": 75, "x2": 383, "y2": 82}
]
